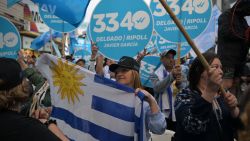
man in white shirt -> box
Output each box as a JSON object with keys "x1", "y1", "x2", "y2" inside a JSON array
[{"x1": 150, "y1": 49, "x2": 187, "y2": 130}]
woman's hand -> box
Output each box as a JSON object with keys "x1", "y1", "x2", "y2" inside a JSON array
[
  {"x1": 17, "y1": 51, "x2": 28, "y2": 70},
  {"x1": 31, "y1": 107, "x2": 52, "y2": 121},
  {"x1": 32, "y1": 108, "x2": 69, "y2": 141},
  {"x1": 223, "y1": 91, "x2": 240, "y2": 118},
  {"x1": 135, "y1": 88, "x2": 159, "y2": 114},
  {"x1": 224, "y1": 91, "x2": 238, "y2": 109}
]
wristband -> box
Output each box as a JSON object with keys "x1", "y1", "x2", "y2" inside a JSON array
[{"x1": 44, "y1": 119, "x2": 57, "y2": 127}]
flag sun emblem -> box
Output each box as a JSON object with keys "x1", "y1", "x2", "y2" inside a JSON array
[{"x1": 50, "y1": 59, "x2": 86, "y2": 103}]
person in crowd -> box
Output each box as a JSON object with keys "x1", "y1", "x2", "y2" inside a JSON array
[
  {"x1": 150, "y1": 49, "x2": 187, "y2": 131},
  {"x1": 65, "y1": 54, "x2": 75, "y2": 62},
  {"x1": 25, "y1": 49, "x2": 35, "y2": 58},
  {"x1": 87, "y1": 41, "x2": 99, "y2": 72},
  {"x1": 26, "y1": 55, "x2": 36, "y2": 68},
  {"x1": 76, "y1": 58, "x2": 86, "y2": 68},
  {"x1": 238, "y1": 85, "x2": 250, "y2": 141},
  {"x1": 17, "y1": 51, "x2": 51, "y2": 116},
  {"x1": 0, "y1": 57, "x2": 68, "y2": 141},
  {"x1": 217, "y1": 0, "x2": 250, "y2": 95},
  {"x1": 105, "y1": 56, "x2": 166, "y2": 140},
  {"x1": 173, "y1": 52, "x2": 240, "y2": 141},
  {"x1": 102, "y1": 58, "x2": 115, "y2": 80},
  {"x1": 239, "y1": 57, "x2": 250, "y2": 95}
]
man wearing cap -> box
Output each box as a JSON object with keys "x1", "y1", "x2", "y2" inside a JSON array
[{"x1": 150, "y1": 49, "x2": 187, "y2": 131}]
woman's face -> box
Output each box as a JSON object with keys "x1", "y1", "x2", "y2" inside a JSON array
[
  {"x1": 201, "y1": 58, "x2": 223, "y2": 85},
  {"x1": 115, "y1": 67, "x2": 134, "y2": 88}
]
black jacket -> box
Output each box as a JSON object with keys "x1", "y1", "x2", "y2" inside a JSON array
[
  {"x1": 217, "y1": 1, "x2": 250, "y2": 69},
  {"x1": 173, "y1": 89, "x2": 238, "y2": 141},
  {"x1": 0, "y1": 110, "x2": 61, "y2": 141}
]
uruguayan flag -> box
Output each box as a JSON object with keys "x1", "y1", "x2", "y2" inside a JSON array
[{"x1": 36, "y1": 54, "x2": 145, "y2": 141}]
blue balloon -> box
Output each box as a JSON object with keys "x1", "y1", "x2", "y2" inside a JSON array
[
  {"x1": 37, "y1": 0, "x2": 90, "y2": 32},
  {"x1": 150, "y1": 0, "x2": 212, "y2": 43},
  {"x1": 0, "y1": 16, "x2": 21, "y2": 59},
  {"x1": 90, "y1": 0, "x2": 153, "y2": 61}
]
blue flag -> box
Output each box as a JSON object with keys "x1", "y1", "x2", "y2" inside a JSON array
[
  {"x1": 51, "y1": 40, "x2": 61, "y2": 58},
  {"x1": 7, "y1": 0, "x2": 21, "y2": 8},
  {"x1": 52, "y1": 31, "x2": 62, "y2": 38},
  {"x1": 69, "y1": 32, "x2": 77, "y2": 54},
  {"x1": 30, "y1": 31, "x2": 62, "y2": 50},
  {"x1": 33, "y1": 0, "x2": 90, "y2": 27},
  {"x1": 30, "y1": 32, "x2": 50, "y2": 50},
  {"x1": 7, "y1": 0, "x2": 90, "y2": 27}
]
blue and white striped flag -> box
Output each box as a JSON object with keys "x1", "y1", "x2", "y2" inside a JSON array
[
  {"x1": 30, "y1": 31, "x2": 62, "y2": 50},
  {"x1": 30, "y1": 31, "x2": 50, "y2": 50},
  {"x1": 36, "y1": 54, "x2": 145, "y2": 141}
]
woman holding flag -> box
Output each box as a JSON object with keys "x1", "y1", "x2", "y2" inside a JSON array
[
  {"x1": 96, "y1": 54, "x2": 166, "y2": 140},
  {"x1": 173, "y1": 52, "x2": 240, "y2": 141}
]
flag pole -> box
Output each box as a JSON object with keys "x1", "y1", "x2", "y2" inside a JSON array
[
  {"x1": 50, "y1": 29, "x2": 54, "y2": 55},
  {"x1": 61, "y1": 33, "x2": 66, "y2": 57},
  {"x1": 158, "y1": 0, "x2": 226, "y2": 95},
  {"x1": 176, "y1": 43, "x2": 181, "y2": 66}
]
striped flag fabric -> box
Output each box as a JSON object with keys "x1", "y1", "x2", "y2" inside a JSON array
[
  {"x1": 30, "y1": 31, "x2": 62, "y2": 50},
  {"x1": 36, "y1": 54, "x2": 145, "y2": 141}
]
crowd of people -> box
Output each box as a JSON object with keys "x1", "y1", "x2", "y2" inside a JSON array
[{"x1": 1, "y1": 0, "x2": 250, "y2": 141}]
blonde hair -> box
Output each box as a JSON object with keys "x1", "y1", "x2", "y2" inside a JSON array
[
  {"x1": 131, "y1": 70, "x2": 142, "y2": 89},
  {"x1": 0, "y1": 79, "x2": 29, "y2": 110}
]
